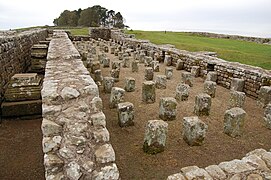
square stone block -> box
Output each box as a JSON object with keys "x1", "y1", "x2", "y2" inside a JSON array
[
  {"x1": 194, "y1": 93, "x2": 212, "y2": 116},
  {"x1": 124, "y1": 77, "x2": 136, "y2": 92},
  {"x1": 155, "y1": 75, "x2": 167, "y2": 89},
  {"x1": 181, "y1": 72, "x2": 193, "y2": 87},
  {"x1": 175, "y1": 83, "x2": 190, "y2": 101},
  {"x1": 142, "y1": 81, "x2": 156, "y2": 103},
  {"x1": 257, "y1": 86, "x2": 271, "y2": 108},
  {"x1": 118, "y1": 102, "x2": 134, "y2": 127},
  {"x1": 224, "y1": 107, "x2": 246, "y2": 137},
  {"x1": 231, "y1": 78, "x2": 245, "y2": 92},
  {"x1": 159, "y1": 97, "x2": 177, "y2": 121}
]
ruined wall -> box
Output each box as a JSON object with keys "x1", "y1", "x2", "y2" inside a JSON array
[
  {"x1": 190, "y1": 32, "x2": 271, "y2": 44},
  {"x1": 0, "y1": 29, "x2": 48, "y2": 104},
  {"x1": 89, "y1": 27, "x2": 111, "y2": 41},
  {"x1": 41, "y1": 30, "x2": 119, "y2": 179},
  {"x1": 111, "y1": 30, "x2": 271, "y2": 99}
]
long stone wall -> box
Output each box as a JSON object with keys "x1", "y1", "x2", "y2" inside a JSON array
[
  {"x1": 41, "y1": 30, "x2": 119, "y2": 179},
  {"x1": 0, "y1": 29, "x2": 48, "y2": 105},
  {"x1": 111, "y1": 30, "x2": 271, "y2": 99}
]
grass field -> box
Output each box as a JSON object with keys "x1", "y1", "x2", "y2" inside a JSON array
[{"x1": 126, "y1": 30, "x2": 271, "y2": 70}]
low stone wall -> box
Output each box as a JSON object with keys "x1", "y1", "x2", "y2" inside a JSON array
[
  {"x1": 111, "y1": 30, "x2": 271, "y2": 99},
  {"x1": 190, "y1": 32, "x2": 271, "y2": 44},
  {"x1": 168, "y1": 148, "x2": 271, "y2": 179},
  {"x1": 0, "y1": 29, "x2": 48, "y2": 104},
  {"x1": 41, "y1": 30, "x2": 119, "y2": 179},
  {"x1": 89, "y1": 27, "x2": 111, "y2": 41}
]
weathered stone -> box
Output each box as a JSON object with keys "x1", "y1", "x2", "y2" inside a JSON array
[
  {"x1": 247, "y1": 174, "x2": 263, "y2": 180},
  {"x1": 95, "y1": 144, "x2": 115, "y2": 163},
  {"x1": 145, "y1": 56, "x2": 153, "y2": 67},
  {"x1": 110, "y1": 69, "x2": 120, "y2": 82},
  {"x1": 181, "y1": 72, "x2": 193, "y2": 87},
  {"x1": 111, "y1": 61, "x2": 121, "y2": 70},
  {"x1": 94, "y1": 69, "x2": 103, "y2": 86},
  {"x1": 123, "y1": 57, "x2": 130, "y2": 68},
  {"x1": 155, "y1": 75, "x2": 167, "y2": 89},
  {"x1": 264, "y1": 104, "x2": 271, "y2": 129},
  {"x1": 93, "y1": 128, "x2": 110, "y2": 142},
  {"x1": 262, "y1": 152, "x2": 271, "y2": 168},
  {"x1": 257, "y1": 86, "x2": 271, "y2": 108},
  {"x1": 42, "y1": 136, "x2": 62, "y2": 153},
  {"x1": 109, "y1": 87, "x2": 125, "y2": 108},
  {"x1": 218, "y1": 159, "x2": 255, "y2": 174},
  {"x1": 224, "y1": 107, "x2": 246, "y2": 137},
  {"x1": 59, "y1": 146, "x2": 76, "y2": 159},
  {"x1": 143, "y1": 120, "x2": 168, "y2": 154},
  {"x1": 92, "y1": 163, "x2": 119, "y2": 180},
  {"x1": 164, "y1": 55, "x2": 172, "y2": 66},
  {"x1": 44, "y1": 154, "x2": 64, "y2": 174},
  {"x1": 194, "y1": 93, "x2": 212, "y2": 116},
  {"x1": 183, "y1": 116, "x2": 208, "y2": 146},
  {"x1": 151, "y1": 60, "x2": 160, "y2": 72},
  {"x1": 91, "y1": 61, "x2": 100, "y2": 73},
  {"x1": 66, "y1": 161, "x2": 82, "y2": 180},
  {"x1": 118, "y1": 52, "x2": 123, "y2": 60},
  {"x1": 42, "y1": 119, "x2": 62, "y2": 136},
  {"x1": 167, "y1": 173, "x2": 186, "y2": 180},
  {"x1": 110, "y1": 46, "x2": 115, "y2": 54},
  {"x1": 165, "y1": 67, "x2": 173, "y2": 80},
  {"x1": 206, "y1": 71, "x2": 217, "y2": 82},
  {"x1": 131, "y1": 60, "x2": 139, "y2": 72},
  {"x1": 139, "y1": 52, "x2": 145, "y2": 63},
  {"x1": 205, "y1": 165, "x2": 227, "y2": 179},
  {"x1": 176, "y1": 59, "x2": 184, "y2": 70},
  {"x1": 175, "y1": 83, "x2": 190, "y2": 101},
  {"x1": 145, "y1": 67, "x2": 154, "y2": 80},
  {"x1": 118, "y1": 102, "x2": 134, "y2": 127},
  {"x1": 102, "y1": 57, "x2": 110, "y2": 68},
  {"x1": 231, "y1": 78, "x2": 245, "y2": 92},
  {"x1": 191, "y1": 66, "x2": 200, "y2": 77},
  {"x1": 124, "y1": 77, "x2": 136, "y2": 92},
  {"x1": 229, "y1": 91, "x2": 246, "y2": 109},
  {"x1": 242, "y1": 154, "x2": 269, "y2": 171},
  {"x1": 61, "y1": 87, "x2": 80, "y2": 100},
  {"x1": 159, "y1": 97, "x2": 177, "y2": 121},
  {"x1": 142, "y1": 81, "x2": 156, "y2": 103},
  {"x1": 181, "y1": 166, "x2": 212, "y2": 180},
  {"x1": 204, "y1": 81, "x2": 217, "y2": 98},
  {"x1": 103, "y1": 77, "x2": 115, "y2": 93},
  {"x1": 91, "y1": 112, "x2": 106, "y2": 128}
]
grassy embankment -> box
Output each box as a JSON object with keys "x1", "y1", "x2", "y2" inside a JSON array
[{"x1": 126, "y1": 30, "x2": 271, "y2": 70}]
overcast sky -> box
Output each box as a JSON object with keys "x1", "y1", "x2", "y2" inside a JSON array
[{"x1": 0, "y1": 0, "x2": 270, "y2": 37}]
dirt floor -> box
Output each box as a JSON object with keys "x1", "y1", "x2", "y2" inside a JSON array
[
  {"x1": 0, "y1": 118, "x2": 45, "y2": 180},
  {"x1": 97, "y1": 52, "x2": 271, "y2": 179}
]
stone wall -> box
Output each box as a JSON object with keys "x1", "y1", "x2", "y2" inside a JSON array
[
  {"x1": 41, "y1": 30, "x2": 119, "y2": 179},
  {"x1": 111, "y1": 30, "x2": 271, "y2": 99},
  {"x1": 0, "y1": 29, "x2": 48, "y2": 105},
  {"x1": 190, "y1": 32, "x2": 271, "y2": 44},
  {"x1": 89, "y1": 27, "x2": 111, "y2": 41}
]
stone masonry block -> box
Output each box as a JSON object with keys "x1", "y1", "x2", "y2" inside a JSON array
[
  {"x1": 191, "y1": 66, "x2": 200, "y2": 77},
  {"x1": 181, "y1": 72, "x2": 193, "y2": 87},
  {"x1": 159, "y1": 97, "x2": 177, "y2": 121},
  {"x1": 206, "y1": 72, "x2": 217, "y2": 82},
  {"x1": 131, "y1": 60, "x2": 139, "y2": 72},
  {"x1": 124, "y1": 77, "x2": 136, "y2": 92},
  {"x1": 164, "y1": 55, "x2": 172, "y2": 66},
  {"x1": 257, "y1": 86, "x2": 271, "y2": 108},
  {"x1": 228, "y1": 90, "x2": 246, "y2": 109},
  {"x1": 264, "y1": 104, "x2": 271, "y2": 129},
  {"x1": 194, "y1": 93, "x2": 212, "y2": 116},
  {"x1": 176, "y1": 59, "x2": 184, "y2": 70},
  {"x1": 151, "y1": 60, "x2": 160, "y2": 72},
  {"x1": 231, "y1": 78, "x2": 245, "y2": 92},
  {"x1": 155, "y1": 75, "x2": 167, "y2": 89},
  {"x1": 109, "y1": 87, "x2": 125, "y2": 108},
  {"x1": 224, "y1": 107, "x2": 246, "y2": 137},
  {"x1": 143, "y1": 120, "x2": 168, "y2": 154},
  {"x1": 142, "y1": 81, "x2": 156, "y2": 103},
  {"x1": 103, "y1": 77, "x2": 115, "y2": 93},
  {"x1": 165, "y1": 67, "x2": 173, "y2": 80},
  {"x1": 118, "y1": 102, "x2": 134, "y2": 127},
  {"x1": 175, "y1": 83, "x2": 190, "y2": 101},
  {"x1": 204, "y1": 81, "x2": 217, "y2": 98},
  {"x1": 183, "y1": 116, "x2": 208, "y2": 146},
  {"x1": 145, "y1": 67, "x2": 154, "y2": 81}
]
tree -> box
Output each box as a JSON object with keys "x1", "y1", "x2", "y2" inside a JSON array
[
  {"x1": 114, "y1": 12, "x2": 125, "y2": 29},
  {"x1": 107, "y1": 10, "x2": 115, "y2": 27}
]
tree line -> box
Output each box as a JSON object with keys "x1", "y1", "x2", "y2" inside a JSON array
[{"x1": 53, "y1": 5, "x2": 127, "y2": 28}]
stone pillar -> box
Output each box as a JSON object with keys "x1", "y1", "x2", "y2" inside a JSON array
[
  {"x1": 155, "y1": 75, "x2": 167, "y2": 89},
  {"x1": 142, "y1": 81, "x2": 156, "y2": 103},
  {"x1": 204, "y1": 81, "x2": 217, "y2": 98},
  {"x1": 151, "y1": 61, "x2": 160, "y2": 72},
  {"x1": 183, "y1": 116, "x2": 208, "y2": 146},
  {"x1": 102, "y1": 57, "x2": 110, "y2": 68},
  {"x1": 111, "y1": 61, "x2": 121, "y2": 70},
  {"x1": 124, "y1": 77, "x2": 136, "y2": 92},
  {"x1": 118, "y1": 102, "x2": 134, "y2": 127},
  {"x1": 194, "y1": 93, "x2": 212, "y2": 116},
  {"x1": 165, "y1": 67, "x2": 173, "y2": 80},
  {"x1": 103, "y1": 77, "x2": 115, "y2": 93},
  {"x1": 110, "y1": 69, "x2": 120, "y2": 82},
  {"x1": 131, "y1": 60, "x2": 139, "y2": 73},
  {"x1": 164, "y1": 55, "x2": 172, "y2": 66},
  {"x1": 118, "y1": 52, "x2": 123, "y2": 60},
  {"x1": 94, "y1": 70, "x2": 103, "y2": 86},
  {"x1": 176, "y1": 59, "x2": 184, "y2": 70},
  {"x1": 139, "y1": 53, "x2": 145, "y2": 63},
  {"x1": 264, "y1": 104, "x2": 271, "y2": 129},
  {"x1": 191, "y1": 66, "x2": 200, "y2": 77},
  {"x1": 159, "y1": 97, "x2": 177, "y2": 121},
  {"x1": 228, "y1": 91, "x2": 246, "y2": 109},
  {"x1": 230, "y1": 78, "x2": 245, "y2": 92},
  {"x1": 145, "y1": 67, "x2": 154, "y2": 81},
  {"x1": 109, "y1": 87, "x2": 125, "y2": 108},
  {"x1": 181, "y1": 72, "x2": 193, "y2": 87},
  {"x1": 144, "y1": 56, "x2": 153, "y2": 67},
  {"x1": 224, "y1": 107, "x2": 246, "y2": 137},
  {"x1": 104, "y1": 46, "x2": 109, "y2": 53},
  {"x1": 123, "y1": 57, "x2": 130, "y2": 68},
  {"x1": 257, "y1": 86, "x2": 271, "y2": 108},
  {"x1": 206, "y1": 72, "x2": 217, "y2": 82},
  {"x1": 175, "y1": 83, "x2": 190, "y2": 101},
  {"x1": 143, "y1": 120, "x2": 168, "y2": 154},
  {"x1": 110, "y1": 46, "x2": 115, "y2": 54},
  {"x1": 114, "y1": 49, "x2": 119, "y2": 56},
  {"x1": 91, "y1": 61, "x2": 100, "y2": 74}
]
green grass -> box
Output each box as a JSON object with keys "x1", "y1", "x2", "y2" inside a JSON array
[
  {"x1": 126, "y1": 30, "x2": 271, "y2": 70},
  {"x1": 66, "y1": 27, "x2": 89, "y2": 36}
]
